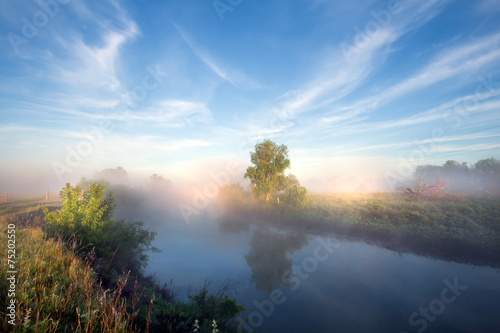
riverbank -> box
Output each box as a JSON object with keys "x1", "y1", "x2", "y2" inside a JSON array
[
  {"x1": 0, "y1": 198, "x2": 245, "y2": 332},
  {"x1": 218, "y1": 191, "x2": 500, "y2": 268}
]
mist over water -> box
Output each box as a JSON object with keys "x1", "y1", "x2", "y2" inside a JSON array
[{"x1": 135, "y1": 203, "x2": 500, "y2": 333}]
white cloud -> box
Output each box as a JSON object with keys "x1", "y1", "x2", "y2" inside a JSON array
[{"x1": 53, "y1": 16, "x2": 139, "y2": 93}]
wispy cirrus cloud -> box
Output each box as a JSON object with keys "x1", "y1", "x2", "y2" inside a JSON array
[
  {"x1": 0, "y1": 0, "x2": 142, "y2": 137},
  {"x1": 171, "y1": 22, "x2": 261, "y2": 89},
  {"x1": 433, "y1": 142, "x2": 500, "y2": 153},
  {"x1": 51, "y1": 13, "x2": 139, "y2": 94},
  {"x1": 156, "y1": 139, "x2": 213, "y2": 151},
  {"x1": 324, "y1": 132, "x2": 500, "y2": 156},
  {"x1": 113, "y1": 99, "x2": 213, "y2": 127},
  {"x1": 294, "y1": 31, "x2": 500, "y2": 145},
  {"x1": 312, "y1": 93, "x2": 500, "y2": 141},
  {"x1": 269, "y1": 0, "x2": 450, "y2": 121},
  {"x1": 338, "y1": 32, "x2": 500, "y2": 118},
  {"x1": 105, "y1": 135, "x2": 213, "y2": 151}
]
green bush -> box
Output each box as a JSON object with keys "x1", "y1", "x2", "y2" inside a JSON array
[
  {"x1": 43, "y1": 183, "x2": 158, "y2": 277},
  {"x1": 282, "y1": 184, "x2": 309, "y2": 209}
]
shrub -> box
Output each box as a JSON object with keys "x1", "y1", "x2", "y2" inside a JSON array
[
  {"x1": 43, "y1": 183, "x2": 158, "y2": 278},
  {"x1": 282, "y1": 185, "x2": 309, "y2": 209}
]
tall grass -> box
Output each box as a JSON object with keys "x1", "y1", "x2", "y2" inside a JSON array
[{"x1": 0, "y1": 216, "x2": 150, "y2": 333}]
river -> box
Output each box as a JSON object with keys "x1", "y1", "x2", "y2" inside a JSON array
[{"x1": 143, "y1": 211, "x2": 500, "y2": 333}]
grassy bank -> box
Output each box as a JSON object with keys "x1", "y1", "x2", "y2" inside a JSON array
[
  {"x1": 219, "y1": 189, "x2": 500, "y2": 268},
  {"x1": 0, "y1": 218, "x2": 132, "y2": 332},
  {"x1": 1, "y1": 195, "x2": 245, "y2": 332}
]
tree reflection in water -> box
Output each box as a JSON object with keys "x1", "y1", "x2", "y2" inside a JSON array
[{"x1": 245, "y1": 229, "x2": 309, "y2": 294}]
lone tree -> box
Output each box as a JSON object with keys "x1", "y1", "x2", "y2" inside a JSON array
[{"x1": 244, "y1": 140, "x2": 291, "y2": 201}]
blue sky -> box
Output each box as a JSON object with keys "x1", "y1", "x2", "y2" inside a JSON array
[{"x1": 1, "y1": 0, "x2": 500, "y2": 192}]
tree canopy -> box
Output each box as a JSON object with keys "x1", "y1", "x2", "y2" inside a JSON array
[
  {"x1": 244, "y1": 140, "x2": 291, "y2": 201},
  {"x1": 413, "y1": 158, "x2": 500, "y2": 192},
  {"x1": 93, "y1": 166, "x2": 128, "y2": 184}
]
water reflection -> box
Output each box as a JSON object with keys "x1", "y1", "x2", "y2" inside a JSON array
[
  {"x1": 147, "y1": 212, "x2": 500, "y2": 332},
  {"x1": 245, "y1": 229, "x2": 309, "y2": 294}
]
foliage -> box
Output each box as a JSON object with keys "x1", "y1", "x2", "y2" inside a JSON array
[
  {"x1": 93, "y1": 166, "x2": 129, "y2": 184},
  {"x1": 78, "y1": 177, "x2": 145, "y2": 210},
  {"x1": 413, "y1": 158, "x2": 500, "y2": 193},
  {"x1": 152, "y1": 280, "x2": 245, "y2": 333},
  {"x1": 276, "y1": 174, "x2": 300, "y2": 193},
  {"x1": 218, "y1": 183, "x2": 245, "y2": 201},
  {"x1": 244, "y1": 140, "x2": 290, "y2": 201},
  {"x1": 43, "y1": 183, "x2": 158, "y2": 277},
  {"x1": 217, "y1": 184, "x2": 255, "y2": 209},
  {"x1": 282, "y1": 184, "x2": 309, "y2": 209},
  {"x1": 474, "y1": 158, "x2": 500, "y2": 191}
]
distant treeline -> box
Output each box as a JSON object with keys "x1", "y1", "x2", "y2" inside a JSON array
[{"x1": 412, "y1": 157, "x2": 500, "y2": 192}]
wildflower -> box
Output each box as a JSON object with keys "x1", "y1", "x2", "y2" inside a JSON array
[
  {"x1": 212, "y1": 319, "x2": 219, "y2": 333},
  {"x1": 193, "y1": 319, "x2": 200, "y2": 332}
]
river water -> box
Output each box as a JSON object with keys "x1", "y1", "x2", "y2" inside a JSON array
[{"x1": 143, "y1": 211, "x2": 500, "y2": 333}]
